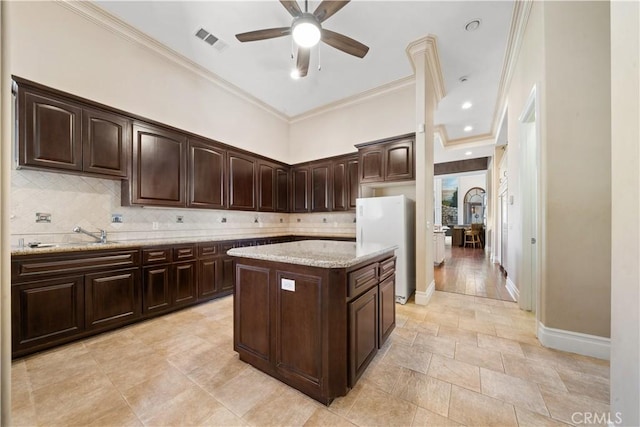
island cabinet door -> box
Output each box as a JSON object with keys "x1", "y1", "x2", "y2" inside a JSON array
[
  {"x1": 274, "y1": 272, "x2": 323, "y2": 390},
  {"x1": 378, "y1": 275, "x2": 396, "y2": 347},
  {"x1": 234, "y1": 264, "x2": 271, "y2": 364},
  {"x1": 348, "y1": 286, "x2": 379, "y2": 386}
]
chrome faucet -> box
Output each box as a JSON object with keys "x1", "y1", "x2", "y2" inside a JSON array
[{"x1": 73, "y1": 226, "x2": 107, "y2": 244}]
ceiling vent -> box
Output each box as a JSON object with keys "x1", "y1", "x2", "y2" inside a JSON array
[{"x1": 195, "y1": 27, "x2": 227, "y2": 51}]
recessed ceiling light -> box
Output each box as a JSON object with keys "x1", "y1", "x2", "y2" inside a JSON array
[
  {"x1": 465, "y1": 19, "x2": 481, "y2": 32},
  {"x1": 465, "y1": 151, "x2": 473, "y2": 156},
  {"x1": 462, "y1": 101, "x2": 473, "y2": 110},
  {"x1": 464, "y1": 125, "x2": 473, "y2": 132},
  {"x1": 290, "y1": 69, "x2": 301, "y2": 80}
]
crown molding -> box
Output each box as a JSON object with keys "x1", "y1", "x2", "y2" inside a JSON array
[
  {"x1": 289, "y1": 76, "x2": 415, "y2": 123},
  {"x1": 405, "y1": 35, "x2": 446, "y2": 104},
  {"x1": 490, "y1": 0, "x2": 534, "y2": 136},
  {"x1": 57, "y1": 0, "x2": 289, "y2": 123}
]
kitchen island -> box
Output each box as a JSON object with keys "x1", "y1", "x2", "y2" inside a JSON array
[{"x1": 228, "y1": 240, "x2": 397, "y2": 404}]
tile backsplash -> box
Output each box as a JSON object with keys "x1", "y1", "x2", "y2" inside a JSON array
[{"x1": 10, "y1": 169, "x2": 356, "y2": 246}]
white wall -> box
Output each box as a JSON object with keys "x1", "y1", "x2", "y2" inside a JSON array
[
  {"x1": 288, "y1": 83, "x2": 415, "y2": 163},
  {"x1": 6, "y1": 1, "x2": 289, "y2": 162},
  {"x1": 610, "y1": 1, "x2": 639, "y2": 424}
]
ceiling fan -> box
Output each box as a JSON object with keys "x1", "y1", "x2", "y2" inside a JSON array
[{"x1": 235, "y1": 0, "x2": 369, "y2": 78}]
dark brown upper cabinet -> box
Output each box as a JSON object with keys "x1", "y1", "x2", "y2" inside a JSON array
[
  {"x1": 310, "y1": 162, "x2": 332, "y2": 212},
  {"x1": 357, "y1": 135, "x2": 414, "y2": 184},
  {"x1": 16, "y1": 82, "x2": 130, "y2": 179},
  {"x1": 332, "y1": 155, "x2": 359, "y2": 211},
  {"x1": 292, "y1": 167, "x2": 310, "y2": 213},
  {"x1": 228, "y1": 151, "x2": 257, "y2": 211},
  {"x1": 276, "y1": 168, "x2": 289, "y2": 212},
  {"x1": 188, "y1": 138, "x2": 226, "y2": 209},
  {"x1": 257, "y1": 161, "x2": 276, "y2": 212},
  {"x1": 125, "y1": 122, "x2": 187, "y2": 207}
]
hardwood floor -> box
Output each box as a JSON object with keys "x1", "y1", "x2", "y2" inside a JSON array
[{"x1": 435, "y1": 240, "x2": 515, "y2": 302}]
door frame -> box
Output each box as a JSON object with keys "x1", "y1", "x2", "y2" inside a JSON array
[{"x1": 518, "y1": 84, "x2": 542, "y2": 317}]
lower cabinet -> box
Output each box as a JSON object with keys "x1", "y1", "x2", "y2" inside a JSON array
[
  {"x1": 348, "y1": 286, "x2": 379, "y2": 385},
  {"x1": 142, "y1": 265, "x2": 172, "y2": 315},
  {"x1": 85, "y1": 268, "x2": 141, "y2": 331},
  {"x1": 378, "y1": 275, "x2": 396, "y2": 346}
]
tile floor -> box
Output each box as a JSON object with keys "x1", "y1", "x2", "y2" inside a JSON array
[
  {"x1": 435, "y1": 242, "x2": 515, "y2": 302},
  {"x1": 11, "y1": 290, "x2": 609, "y2": 426}
]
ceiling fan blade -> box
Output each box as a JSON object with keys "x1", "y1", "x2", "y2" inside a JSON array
[
  {"x1": 313, "y1": 0, "x2": 349, "y2": 23},
  {"x1": 236, "y1": 27, "x2": 291, "y2": 42},
  {"x1": 321, "y1": 29, "x2": 369, "y2": 58},
  {"x1": 280, "y1": 0, "x2": 302, "y2": 17},
  {"x1": 297, "y1": 47, "x2": 310, "y2": 77}
]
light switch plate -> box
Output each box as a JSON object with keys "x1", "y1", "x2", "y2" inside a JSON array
[{"x1": 281, "y1": 278, "x2": 295, "y2": 292}]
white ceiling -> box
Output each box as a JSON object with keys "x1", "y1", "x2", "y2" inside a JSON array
[{"x1": 94, "y1": 0, "x2": 514, "y2": 161}]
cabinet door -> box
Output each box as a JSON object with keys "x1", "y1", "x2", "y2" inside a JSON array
[
  {"x1": 359, "y1": 146, "x2": 384, "y2": 183},
  {"x1": 292, "y1": 167, "x2": 310, "y2": 213},
  {"x1": 333, "y1": 160, "x2": 347, "y2": 211},
  {"x1": 348, "y1": 286, "x2": 378, "y2": 386},
  {"x1": 130, "y1": 123, "x2": 186, "y2": 207},
  {"x1": 275, "y1": 168, "x2": 289, "y2": 212},
  {"x1": 347, "y1": 157, "x2": 359, "y2": 210},
  {"x1": 82, "y1": 107, "x2": 130, "y2": 178},
  {"x1": 378, "y1": 276, "x2": 396, "y2": 347},
  {"x1": 258, "y1": 162, "x2": 276, "y2": 211},
  {"x1": 20, "y1": 90, "x2": 83, "y2": 171},
  {"x1": 228, "y1": 152, "x2": 257, "y2": 210},
  {"x1": 198, "y1": 258, "x2": 220, "y2": 300},
  {"x1": 12, "y1": 275, "x2": 84, "y2": 355},
  {"x1": 221, "y1": 256, "x2": 235, "y2": 293},
  {"x1": 234, "y1": 264, "x2": 271, "y2": 361},
  {"x1": 311, "y1": 163, "x2": 332, "y2": 212},
  {"x1": 188, "y1": 138, "x2": 226, "y2": 209},
  {"x1": 384, "y1": 140, "x2": 414, "y2": 181},
  {"x1": 85, "y1": 268, "x2": 140, "y2": 331},
  {"x1": 173, "y1": 261, "x2": 197, "y2": 307},
  {"x1": 142, "y1": 265, "x2": 171, "y2": 315}
]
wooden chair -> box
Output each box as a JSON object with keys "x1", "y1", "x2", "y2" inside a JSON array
[{"x1": 464, "y1": 225, "x2": 482, "y2": 248}]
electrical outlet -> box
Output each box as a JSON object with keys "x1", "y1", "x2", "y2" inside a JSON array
[
  {"x1": 254, "y1": 217, "x2": 258, "y2": 223},
  {"x1": 221, "y1": 217, "x2": 227, "y2": 223},
  {"x1": 111, "y1": 214, "x2": 123, "y2": 223},
  {"x1": 35, "y1": 212, "x2": 51, "y2": 223},
  {"x1": 152, "y1": 222, "x2": 159, "y2": 230},
  {"x1": 176, "y1": 216, "x2": 184, "y2": 223}
]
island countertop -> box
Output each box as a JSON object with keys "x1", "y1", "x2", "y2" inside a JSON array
[{"x1": 227, "y1": 240, "x2": 397, "y2": 268}]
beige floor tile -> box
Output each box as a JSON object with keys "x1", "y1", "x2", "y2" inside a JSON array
[
  {"x1": 346, "y1": 383, "x2": 417, "y2": 427},
  {"x1": 520, "y1": 343, "x2": 577, "y2": 368},
  {"x1": 411, "y1": 408, "x2": 463, "y2": 427},
  {"x1": 477, "y1": 333, "x2": 525, "y2": 357},
  {"x1": 390, "y1": 368, "x2": 451, "y2": 417},
  {"x1": 571, "y1": 354, "x2": 610, "y2": 379},
  {"x1": 424, "y1": 312, "x2": 460, "y2": 328},
  {"x1": 401, "y1": 318, "x2": 440, "y2": 336},
  {"x1": 141, "y1": 386, "x2": 225, "y2": 426},
  {"x1": 540, "y1": 385, "x2": 611, "y2": 425},
  {"x1": 106, "y1": 355, "x2": 176, "y2": 391},
  {"x1": 494, "y1": 324, "x2": 541, "y2": 346},
  {"x1": 304, "y1": 407, "x2": 356, "y2": 426},
  {"x1": 201, "y1": 406, "x2": 248, "y2": 426},
  {"x1": 454, "y1": 342, "x2": 504, "y2": 372},
  {"x1": 515, "y1": 407, "x2": 570, "y2": 427},
  {"x1": 26, "y1": 351, "x2": 99, "y2": 391},
  {"x1": 208, "y1": 366, "x2": 283, "y2": 417},
  {"x1": 555, "y1": 366, "x2": 610, "y2": 403},
  {"x1": 387, "y1": 326, "x2": 419, "y2": 346},
  {"x1": 475, "y1": 310, "x2": 514, "y2": 327},
  {"x1": 360, "y1": 360, "x2": 404, "y2": 393},
  {"x1": 328, "y1": 380, "x2": 365, "y2": 417},
  {"x1": 382, "y1": 342, "x2": 433, "y2": 374},
  {"x1": 187, "y1": 352, "x2": 249, "y2": 392},
  {"x1": 242, "y1": 386, "x2": 318, "y2": 426},
  {"x1": 480, "y1": 367, "x2": 549, "y2": 416},
  {"x1": 427, "y1": 354, "x2": 481, "y2": 392},
  {"x1": 437, "y1": 325, "x2": 478, "y2": 346},
  {"x1": 501, "y1": 353, "x2": 567, "y2": 392},
  {"x1": 448, "y1": 385, "x2": 518, "y2": 427},
  {"x1": 458, "y1": 317, "x2": 497, "y2": 335},
  {"x1": 86, "y1": 405, "x2": 143, "y2": 427},
  {"x1": 413, "y1": 332, "x2": 457, "y2": 358},
  {"x1": 166, "y1": 339, "x2": 222, "y2": 374}
]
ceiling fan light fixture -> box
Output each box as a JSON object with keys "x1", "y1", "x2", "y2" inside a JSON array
[{"x1": 292, "y1": 14, "x2": 321, "y2": 48}]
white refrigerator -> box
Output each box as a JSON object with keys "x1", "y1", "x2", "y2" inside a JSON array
[{"x1": 356, "y1": 195, "x2": 416, "y2": 304}]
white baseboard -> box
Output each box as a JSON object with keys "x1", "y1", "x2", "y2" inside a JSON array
[
  {"x1": 415, "y1": 280, "x2": 435, "y2": 306},
  {"x1": 506, "y1": 277, "x2": 519, "y2": 301},
  {"x1": 538, "y1": 321, "x2": 610, "y2": 360}
]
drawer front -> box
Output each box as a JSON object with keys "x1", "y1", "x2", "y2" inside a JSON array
[
  {"x1": 173, "y1": 245, "x2": 196, "y2": 261},
  {"x1": 12, "y1": 250, "x2": 140, "y2": 282},
  {"x1": 198, "y1": 242, "x2": 218, "y2": 258},
  {"x1": 379, "y1": 256, "x2": 396, "y2": 281},
  {"x1": 348, "y1": 262, "x2": 378, "y2": 299},
  {"x1": 142, "y1": 248, "x2": 171, "y2": 264}
]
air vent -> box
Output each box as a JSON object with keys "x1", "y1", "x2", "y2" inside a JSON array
[{"x1": 194, "y1": 27, "x2": 224, "y2": 50}]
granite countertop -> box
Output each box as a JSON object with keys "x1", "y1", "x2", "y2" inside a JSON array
[
  {"x1": 228, "y1": 240, "x2": 397, "y2": 268},
  {"x1": 10, "y1": 233, "x2": 355, "y2": 256}
]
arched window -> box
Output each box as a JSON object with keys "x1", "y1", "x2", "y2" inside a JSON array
[{"x1": 464, "y1": 187, "x2": 486, "y2": 224}]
